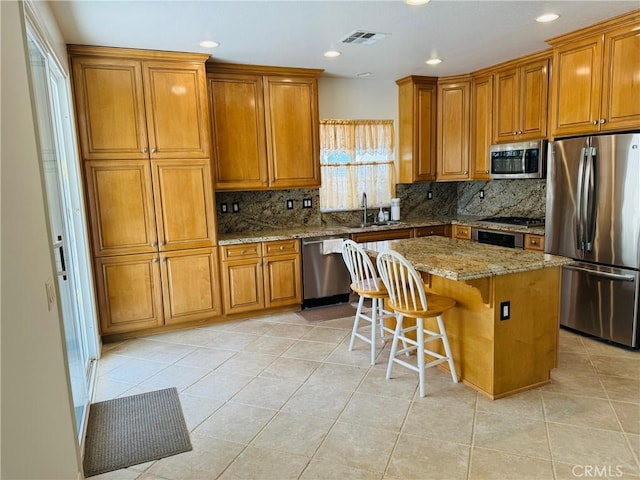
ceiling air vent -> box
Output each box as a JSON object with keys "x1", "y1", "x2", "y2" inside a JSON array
[{"x1": 339, "y1": 30, "x2": 390, "y2": 45}]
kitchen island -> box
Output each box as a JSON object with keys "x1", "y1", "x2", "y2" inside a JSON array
[{"x1": 364, "y1": 236, "x2": 572, "y2": 399}]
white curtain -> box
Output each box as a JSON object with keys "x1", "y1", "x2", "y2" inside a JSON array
[{"x1": 319, "y1": 120, "x2": 395, "y2": 211}]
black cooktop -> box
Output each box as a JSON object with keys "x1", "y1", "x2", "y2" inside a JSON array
[{"x1": 482, "y1": 216, "x2": 545, "y2": 227}]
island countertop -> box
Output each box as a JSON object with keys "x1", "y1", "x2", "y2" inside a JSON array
[{"x1": 363, "y1": 236, "x2": 571, "y2": 281}]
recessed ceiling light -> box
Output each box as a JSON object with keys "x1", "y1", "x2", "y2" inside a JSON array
[
  {"x1": 356, "y1": 72, "x2": 372, "y2": 77},
  {"x1": 323, "y1": 50, "x2": 342, "y2": 58},
  {"x1": 425, "y1": 58, "x2": 442, "y2": 65},
  {"x1": 199, "y1": 40, "x2": 219, "y2": 48},
  {"x1": 406, "y1": 0, "x2": 430, "y2": 5},
  {"x1": 536, "y1": 13, "x2": 559, "y2": 23}
]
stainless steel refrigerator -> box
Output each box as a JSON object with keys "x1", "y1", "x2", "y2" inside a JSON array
[{"x1": 545, "y1": 133, "x2": 640, "y2": 348}]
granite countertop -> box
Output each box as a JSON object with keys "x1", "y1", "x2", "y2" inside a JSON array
[
  {"x1": 362, "y1": 236, "x2": 571, "y2": 281},
  {"x1": 217, "y1": 216, "x2": 545, "y2": 245}
]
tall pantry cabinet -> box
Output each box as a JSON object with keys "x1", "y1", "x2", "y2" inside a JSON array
[{"x1": 69, "y1": 46, "x2": 221, "y2": 337}]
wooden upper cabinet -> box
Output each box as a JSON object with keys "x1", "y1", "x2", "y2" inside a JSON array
[
  {"x1": 151, "y1": 159, "x2": 217, "y2": 251},
  {"x1": 143, "y1": 61, "x2": 210, "y2": 159},
  {"x1": 493, "y1": 55, "x2": 549, "y2": 143},
  {"x1": 396, "y1": 76, "x2": 438, "y2": 183},
  {"x1": 264, "y1": 76, "x2": 320, "y2": 188},
  {"x1": 71, "y1": 57, "x2": 148, "y2": 160},
  {"x1": 84, "y1": 160, "x2": 157, "y2": 256},
  {"x1": 207, "y1": 64, "x2": 323, "y2": 191},
  {"x1": 208, "y1": 74, "x2": 268, "y2": 189},
  {"x1": 437, "y1": 77, "x2": 471, "y2": 181},
  {"x1": 470, "y1": 74, "x2": 493, "y2": 179},
  {"x1": 549, "y1": 12, "x2": 640, "y2": 137},
  {"x1": 69, "y1": 46, "x2": 210, "y2": 160}
]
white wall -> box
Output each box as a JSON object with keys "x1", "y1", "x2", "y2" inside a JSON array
[
  {"x1": 318, "y1": 77, "x2": 398, "y2": 122},
  {"x1": 0, "y1": 1, "x2": 82, "y2": 478}
]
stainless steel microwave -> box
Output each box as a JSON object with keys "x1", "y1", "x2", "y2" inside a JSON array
[{"x1": 489, "y1": 140, "x2": 547, "y2": 179}]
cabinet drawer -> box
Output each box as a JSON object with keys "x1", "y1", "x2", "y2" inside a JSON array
[
  {"x1": 452, "y1": 225, "x2": 472, "y2": 240},
  {"x1": 524, "y1": 234, "x2": 545, "y2": 252},
  {"x1": 351, "y1": 228, "x2": 414, "y2": 243},
  {"x1": 264, "y1": 239, "x2": 299, "y2": 256},
  {"x1": 414, "y1": 225, "x2": 451, "y2": 237},
  {"x1": 221, "y1": 243, "x2": 261, "y2": 261}
]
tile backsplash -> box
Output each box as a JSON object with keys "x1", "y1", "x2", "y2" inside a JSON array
[{"x1": 215, "y1": 179, "x2": 547, "y2": 233}]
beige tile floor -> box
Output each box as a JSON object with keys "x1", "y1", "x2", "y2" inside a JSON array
[{"x1": 91, "y1": 308, "x2": 640, "y2": 480}]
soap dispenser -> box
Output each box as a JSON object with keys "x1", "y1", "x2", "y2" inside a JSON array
[{"x1": 377, "y1": 207, "x2": 385, "y2": 223}]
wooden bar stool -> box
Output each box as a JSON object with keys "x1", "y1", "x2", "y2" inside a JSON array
[
  {"x1": 376, "y1": 249, "x2": 459, "y2": 397},
  {"x1": 341, "y1": 239, "x2": 396, "y2": 365}
]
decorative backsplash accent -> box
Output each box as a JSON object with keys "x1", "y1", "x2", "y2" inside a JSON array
[
  {"x1": 215, "y1": 189, "x2": 321, "y2": 233},
  {"x1": 456, "y1": 179, "x2": 547, "y2": 218},
  {"x1": 215, "y1": 180, "x2": 547, "y2": 233}
]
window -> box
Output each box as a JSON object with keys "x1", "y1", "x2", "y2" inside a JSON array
[{"x1": 319, "y1": 120, "x2": 395, "y2": 211}]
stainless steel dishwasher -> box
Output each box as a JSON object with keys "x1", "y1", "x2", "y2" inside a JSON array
[{"x1": 301, "y1": 235, "x2": 352, "y2": 308}]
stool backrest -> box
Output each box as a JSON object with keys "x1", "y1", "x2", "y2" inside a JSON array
[
  {"x1": 341, "y1": 239, "x2": 382, "y2": 291},
  {"x1": 376, "y1": 250, "x2": 428, "y2": 311}
]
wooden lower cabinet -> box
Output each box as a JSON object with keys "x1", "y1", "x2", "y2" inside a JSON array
[
  {"x1": 452, "y1": 225, "x2": 472, "y2": 240},
  {"x1": 95, "y1": 247, "x2": 221, "y2": 336},
  {"x1": 220, "y1": 239, "x2": 301, "y2": 315},
  {"x1": 95, "y1": 253, "x2": 164, "y2": 335},
  {"x1": 414, "y1": 225, "x2": 451, "y2": 238},
  {"x1": 161, "y1": 248, "x2": 222, "y2": 324},
  {"x1": 351, "y1": 228, "x2": 414, "y2": 243}
]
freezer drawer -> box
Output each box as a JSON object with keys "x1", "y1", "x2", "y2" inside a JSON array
[{"x1": 560, "y1": 262, "x2": 639, "y2": 348}]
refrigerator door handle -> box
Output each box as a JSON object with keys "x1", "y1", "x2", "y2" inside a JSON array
[
  {"x1": 564, "y1": 265, "x2": 635, "y2": 282},
  {"x1": 584, "y1": 147, "x2": 597, "y2": 251},
  {"x1": 575, "y1": 147, "x2": 587, "y2": 251}
]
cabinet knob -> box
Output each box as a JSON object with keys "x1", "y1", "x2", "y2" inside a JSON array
[
  {"x1": 530, "y1": 239, "x2": 538, "y2": 245},
  {"x1": 513, "y1": 131, "x2": 518, "y2": 135},
  {"x1": 518, "y1": 131, "x2": 523, "y2": 135},
  {"x1": 279, "y1": 245, "x2": 284, "y2": 250},
  {"x1": 152, "y1": 258, "x2": 159, "y2": 263},
  {"x1": 151, "y1": 148, "x2": 157, "y2": 153},
  {"x1": 241, "y1": 249, "x2": 246, "y2": 255},
  {"x1": 463, "y1": 171, "x2": 468, "y2": 175},
  {"x1": 599, "y1": 119, "x2": 606, "y2": 124},
  {"x1": 159, "y1": 241, "x2": 165, "y2": 247},
  {"x1": 150, "y1": 242, "x2": 157, "y2": 247},
  {"x1": 592, "y1": 120, "x2": 599, "y2": 125},
  {"x1": 142, "y1": 147, "x2": 148, "y2": 153}
]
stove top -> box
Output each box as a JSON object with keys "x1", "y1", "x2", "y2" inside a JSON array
[{"x1": 481, "y1": 216, "x2": 545, "y2": 227}]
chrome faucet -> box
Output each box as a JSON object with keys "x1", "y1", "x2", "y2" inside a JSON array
[{"x1": 361, "y1": 192, "x2": 368, "y2": 227}]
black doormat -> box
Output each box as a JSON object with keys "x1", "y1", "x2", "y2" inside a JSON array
[{"x1": 83, "y1": 387, "x2": 192, "y2": 477}]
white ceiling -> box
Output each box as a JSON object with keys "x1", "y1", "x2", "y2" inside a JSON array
[{"x1": 49, "y1": 1, "x2": 638, "y2": 80}]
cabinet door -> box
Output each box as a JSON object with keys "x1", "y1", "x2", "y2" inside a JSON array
[
  {"x1": 160, "y1": 248, "x2": 222, "y2": 324},
  {"x1": 264, "y1": 76, "x2": 320, "y2": 188},
  {"x1": 151, "y1": 159, "x2": 217, "y2": 251},
  {"x1": 264, "y1": 254, "x2": 302, "y2": 308},
  {"x1": 519, "y1": 59, "x2": 549, "y2": 140},
  {"x1": 208, "y1": 74, "x2": 269, "y2": 189},
  {"x1": 601, "y1": 24, "x2": 640, "y2": 132},
  {"x1": 471, "y1": 75, "x2": 493, "y2": 180},
  {"x1": 220, "y1": 258, "x2": 264, "y2": 314},
  {"x1": 143, "y1": 61, "x2": 210, "y2": 159},
  {"x1": 414, "y1": 225, "x2": 451, "y2": 237},
  {"x1": 551, "y1": 35, "x2": 603, "y2": 137},
  {"x1": 70, "y1": 57, "x2": 148, "y2": 160},
  {"x1": 437, "y1": 81, "x2": 470, "y2": 180},
  {"x1": 84, "y1": 160, "x2": 157, "y2": 256},
  {"x1": 94, "y1": 253, "x2": 163, "y2": 335},
  {"x1": 493, "y1": 68, "x2": 520, "y2": 143}
]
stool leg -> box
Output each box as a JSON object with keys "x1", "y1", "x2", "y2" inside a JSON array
[
  {"x1": 386, "y1": 313, "x2": 403, "y2": 380},
  {"x1": 370, "y1": 298, "x2": 377, "y2": 365},
  {"x1": 437, "y1": 315, "x2": 458, "y2": 384},
  {"x1": 417, "y1": 317, "x2": 426, "y2": 397},
  {"x1": 349, "y1": 295, "x2": 365, "y2": 352}
]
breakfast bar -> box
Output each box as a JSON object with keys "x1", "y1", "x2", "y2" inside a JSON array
[{"x1": 364, "y1": 236, "x2": 572, "y2": 399}]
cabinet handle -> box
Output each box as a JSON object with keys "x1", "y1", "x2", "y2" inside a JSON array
[{"x1": 599, "y1": 119, "x2": 606, "y2": 124}]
